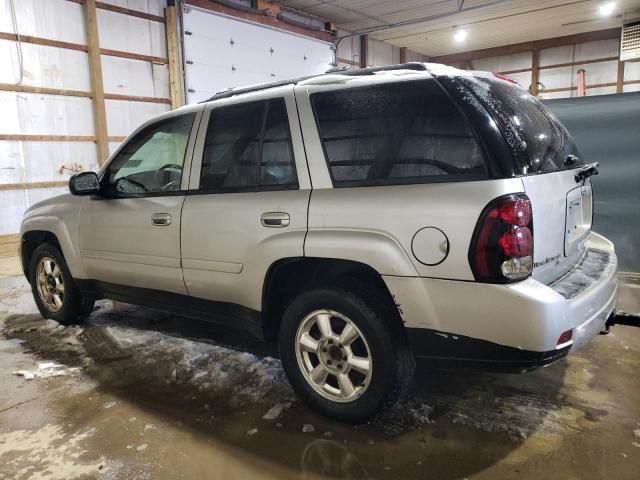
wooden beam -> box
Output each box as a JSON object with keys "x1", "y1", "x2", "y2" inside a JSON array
[
  {"x1": 0, "y1": 31, "x2": 87, "y2": 52},
  {"x1": 539, "y1": 81, "x2": 617, "y2": 94},
  {"x1": 99, "y1": 48, "x2": 168, "y2": 65},
  {"x1": 0, "y1": 31, "x2": 169, "y2": 64},
  {"x1": 83, "y1": 0, "x2": 110, "y2": 166},
  {"x1": 0, "y1": 83, "x2": 91, "y2": 98},
  {"x1": 430, "y1": 28, "x2": 621, "y2": 64},
  {"x1": 0, "y1": 134, "x2": 96, "y2": 141},
  {"x1": 95, "y1": 1, "x2": 165, "y2": 23},
  {"x1": 0, "y1": 181, "x2": 69, "y2": 191},
  {"x1": 104, "y1": 93, "x2": 171, "y2": 104},
  {"x1": 539, "y1": 56, "x2": 619, "y2": 70},
  {"x1": 399, "y1": 46, "x2": 408, "y2": 64},
  {"x1": 65, "y1": 0, "x2": 165, "y2": 23},
  {"x1": 360, "y1": 35, "x2": 368, "y2": 68},
  {"x1": 0, "y1": 83, "x2": 171, "y2": 104},
  {"x1": 530, "y1": 49, "x2": 540, "y2": 96},
  {"x1": 617, "y1": 61, "x2": 625, "y2": 94},
  {"x1": 165, "y1": 5, "x2": 182, "y2": 109}
]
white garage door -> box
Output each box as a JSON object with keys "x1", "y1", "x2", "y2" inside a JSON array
[{"x1": 183, "y1": 5, "x2": 332, "y2": 103}]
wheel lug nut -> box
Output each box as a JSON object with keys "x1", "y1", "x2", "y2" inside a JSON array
[
  {"x1": 342, "y1": 356, "x2": 347, "y2": 361},
  {"x1": 337, "y1": 364, "x2": 342, "y2": 369},
  {"x1": 327, "y1": 360, "x2": 332, "y2": 365},
  {"x1": 328, "y1": 339, "x2": 333, "y2": 345}
]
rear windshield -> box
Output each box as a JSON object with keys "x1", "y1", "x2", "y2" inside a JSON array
[{"x1": 459, "y1": 76, "x2": 583, "y2": 174}]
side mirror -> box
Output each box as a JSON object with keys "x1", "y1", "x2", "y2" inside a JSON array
[{"x1": 69, "y1": 172, "x2": 100, "y2": 196}]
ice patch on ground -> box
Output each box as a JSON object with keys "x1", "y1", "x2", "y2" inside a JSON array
[
  {"x1": 0, "y1": 424, "x2": 106, "y2": 480},
  {"x1": 101, "y1": 323, "x2": 290, "y2": 403},
  {"x1": 13, "y1": 362, "x2": 81, "y2": 380}
]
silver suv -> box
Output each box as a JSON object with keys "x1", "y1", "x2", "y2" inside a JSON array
[{"x1": 19, "y1": 63, "x2": 617, "y2": 422}]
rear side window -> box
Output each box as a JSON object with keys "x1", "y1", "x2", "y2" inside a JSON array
[
  {"x1": 199, "y1": 98, "x2": 297, "y2": 192},
  {"x1": 310, "y1": 79, "x2": 487, "y2": 187},
  {"x1": 458, "y1": 76, "x2": 583, "y2": 174}
]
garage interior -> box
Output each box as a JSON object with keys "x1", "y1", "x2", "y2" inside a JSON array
[{"x1": 1, "y1": 0, "x2": 640, "y2": 478}]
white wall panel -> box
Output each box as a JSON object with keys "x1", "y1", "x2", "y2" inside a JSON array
[
  {"x1": 508, "y1": 71, "x2": 533, "y2": 89},
  {"x1": 0, "y1": 40, "x2": 90, "y2": 90},
  {"x1": 0, "y1": 141, "x2": 98, "y2": 184},
  {"x1": 97, "y1": 9, "x2": 166, "y2": 58},
  {"x1": 98, "y1": 0, "x2": 166, "y2": 16},
  {"x1": 0, "y1": 92, "x2": 94, "y2": 136},
  {"x1": 473, "y1": 52, "x2": 531, "y2": 72},
  {"x1": 540, "y1": 45, "x2": 574, "y2": 67},
  {"x1": 624, "y1": 60, "x2": 640, "y2": 81},
  {"x1": 367, "y1": 38, "x2": 398, "y2": 66},
  {"x1": 0, "y1": 0, "x2": 85, "y2": 45},
  {"x1": 0, "y1": 187, "x2": 67, "y2": 236},
  {"x1": 183, "y1": 6, "x2": 332, "y2": 103},
  {"x1": 101, "y1": 55, "x2": 170, "y2": 98},
  {"x1": 574, "y1": 39, "x2": 619, "y2": 62},
  {"x1": 105, "y1": 99, "x2": 169, "y2": 137},
  {"x1": 539, "y1": 66, "x2": 573, "y2": 91}
]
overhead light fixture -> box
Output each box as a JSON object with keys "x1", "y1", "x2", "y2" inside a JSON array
[
  {"x1": 454, "y1": 29, "x2": 468, "y2": 42},
  {"x1": 599, "y1": 2, "x2": 616, "y2": 16}
]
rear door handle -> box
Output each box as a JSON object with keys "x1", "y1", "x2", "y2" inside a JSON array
[
  {"x1": 260, "y1": 212, "x2": 290, "y2": 228},
  {"x1": 151, "y1": 213, "x2": 172, "y2": 226}
]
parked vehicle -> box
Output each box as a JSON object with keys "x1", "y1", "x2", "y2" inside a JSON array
[{"x1": 20, "y1": 63, "x2": 617, "y2": 422}]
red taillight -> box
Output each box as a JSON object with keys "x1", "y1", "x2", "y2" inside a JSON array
[
  {"x1": 557, "y1": 329, "x2": 573, "y2": 345},
  {"x1": 499, "y1": 227, "x2": 532, "y2": 257},
  {"x1": 499, "y1": 199, "x2": 531, "y2": 226},
  {"x1": 469, "y1": 194, "x2": 534, "y2": 283}
]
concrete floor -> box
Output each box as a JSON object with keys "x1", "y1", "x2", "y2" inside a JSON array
[{"x1": 1, "y1": 255, "x2": 639, "y2": 480}]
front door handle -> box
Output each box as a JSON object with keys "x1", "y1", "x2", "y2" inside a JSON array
[
  {"x1": 151, "y1": 213, "x2": 172, "y2": 226},
  {"x1": 260, "y1": 212, "x2": 290, "y2": 228}
]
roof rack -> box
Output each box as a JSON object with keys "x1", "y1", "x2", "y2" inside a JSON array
[{"x1": 200, "y1": 62, "x2": 428, "y2": 103}]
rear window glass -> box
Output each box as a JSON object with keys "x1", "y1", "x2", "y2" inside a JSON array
[
  {"x1": 459, "y1": 76, "x2": 583, "y2": 174},
  {"x1": 310, "y1": 79, "x2": 487, "y2": 187}
]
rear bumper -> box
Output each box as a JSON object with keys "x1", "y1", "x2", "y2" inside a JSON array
[{"x1": 384, "y1": 232, "x2": 617, "y2": 369}]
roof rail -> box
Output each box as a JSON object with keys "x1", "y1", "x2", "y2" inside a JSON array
[{"x1": 200, "y1": 62, "x2": 428, "y2": 103}]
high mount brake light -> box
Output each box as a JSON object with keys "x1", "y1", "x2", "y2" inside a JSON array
[
  {"x1": 469, "y1": 194, "x2": 534, "y2": 283},
  {"x1": 493, "y1": 73, "x2": 519, "y2": 85}
]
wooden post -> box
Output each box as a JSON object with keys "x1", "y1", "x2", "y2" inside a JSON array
[
  {"x1": 530, "y1": 49, "x2": 540, "y2": 96},
  {"x1": 616, "y1": 61, "x2": 625, "y2": 94},
  {"x1": 359, "y1": 35, "x2": 367, "y2": 68},
  {"x1": 166, "y1": 4, "x2": 183, "y2": 108},
  {"x1": 83, "y1": 0, "x2": 109, "y2": 166},
  {"x1": 399, "y1": 47, "x2": 407, "y2": 64},
  {"x1": 576, "y1": 69, "x2": 586, "y2": 97}
]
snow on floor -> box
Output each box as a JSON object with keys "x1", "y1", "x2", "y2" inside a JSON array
[{"x1": 1, "y1": 278, "x2": 596, "y2": 439}]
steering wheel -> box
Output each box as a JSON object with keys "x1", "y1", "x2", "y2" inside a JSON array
[
  {"x1": 159, "y1": 163, "x2": 183, "y2": 171},
  {"x1": 160, "y1": 179, "x2": 181, "y2": 192}
]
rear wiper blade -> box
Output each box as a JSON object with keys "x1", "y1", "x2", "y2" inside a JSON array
[{"x1": 574, "y1": 162, "x2": 599, "y2": 183}]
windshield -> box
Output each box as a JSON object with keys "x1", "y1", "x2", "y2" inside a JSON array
[{"x1": 459, "y1": 75, "x2": 583, "y2": 174}]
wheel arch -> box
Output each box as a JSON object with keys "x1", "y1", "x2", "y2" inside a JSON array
[
  {"x1": 21, "y1": 219, "x2": 87, "y2": 281},
  {"x1": 261, "y1": 257, "x2": 403, "y2": 341}
]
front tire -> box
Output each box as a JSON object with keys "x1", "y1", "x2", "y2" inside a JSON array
[
  {"x1": 29, "y1": 243, "x2": 94, "y2": 325},
  {"x1": 279, "y1": 284, "x2": 414, "y2": 423}
]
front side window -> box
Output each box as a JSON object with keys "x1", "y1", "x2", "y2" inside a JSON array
[
  {"x1": 199, "y1": 98, "x2": 297, "y2": 192},
  {"x1": 104, "y1": 113, "x2": 195, "y2": 196},
  {"x1": 310, "y1": 79, "x2": 487, "y2": 187}
]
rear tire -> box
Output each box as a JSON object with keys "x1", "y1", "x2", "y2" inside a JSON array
[
  {"x1": 29, "y1": 243, "x2": 94, "y2": 325},
  {"x1": 278, "y1": 283, "x2": 414, "y2": 423}
]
